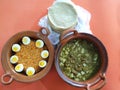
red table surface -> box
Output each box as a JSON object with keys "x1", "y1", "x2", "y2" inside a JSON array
[{"x1": 0, "y1": 0, "x2": 120, "y2": 90}]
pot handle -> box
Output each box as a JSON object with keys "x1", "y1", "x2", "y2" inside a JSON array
[
  {"x1": 60, "y1": 30, "x2": 78, "y2": 41},
  {"x1": 86, "y1": 73, "x2": 106, "y2": 90},
  {"x1": 39, "y1": 27, "x2": 50, "y2": 37},
  {"x1": 1, "y1": 73, "x2": 13, "y2": 85}
]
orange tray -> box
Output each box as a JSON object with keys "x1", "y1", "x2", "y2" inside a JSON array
[{"x1": 0, "y1": 0, "x2": 120, "y2": 90}]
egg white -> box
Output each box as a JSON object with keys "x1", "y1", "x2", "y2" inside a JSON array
[
  {"x1": 39, "y1": 60, "x2": 47, "y2": 68},
  {"x1": 12, "y1": 44, "x2": 21, "y2": 52},
  {"x1": 26, "y1": 67, "x2": 35, "y2": 76},
  {"x1": 35, "y1": 39, "x2": 44, "y2": 48},
  {"x1": 15, "y1": 64, "x2": 24, "y2": 72},
  {"x1": 22, "y1": 36, "x2": 31, "y2": 45},
  {"x1": 41, "y1": 50, "x2": 49, "y2": 58},
  {"x1": 10, "y1": 55, "x2": 19, "y2": 64}
]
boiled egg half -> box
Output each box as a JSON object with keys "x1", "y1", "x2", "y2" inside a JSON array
[
  {"x1": 10, "y1": 55, "x2": 18, "y2": 64},
  {"x1": 41, "y1": 50, "x2": 49, "y2": 58},
  {"x1": 26, "y1": 67, "x2": 35, "y2": 76},
  {"x1": 39, "y1": 60, "x2": 47, "y2": 68},
  {"x1": 12, "y1": 44, "x2": 21, "y2": 52},
  {"x1": 35, "y1": 39, "x2": 44, "y2": 48},
  {"x1": 15, "y1": 64, "x2": 24, "y2": 72},
  {"x1": 22, "y1": 36, "x2": 31, "y2": 45}
]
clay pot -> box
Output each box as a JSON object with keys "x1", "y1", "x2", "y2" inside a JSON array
[
  {"x1": 55, "y1": 30, "x2": 108, "y2": 90},
  {"x1": 1, "y1": 27, "x2": 54, "y2": 84}
]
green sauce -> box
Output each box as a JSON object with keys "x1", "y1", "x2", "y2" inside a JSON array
[{"x1": 59, "y1": 39, "x2": 101, "y2": 81}]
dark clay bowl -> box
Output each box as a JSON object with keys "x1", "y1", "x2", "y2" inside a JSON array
[
  {"x1": 1, "y1": 27, "x2": 54, "y2": 84},
  {"x1": 55, "y1": 30, "x2": 108, "y2": 90}
]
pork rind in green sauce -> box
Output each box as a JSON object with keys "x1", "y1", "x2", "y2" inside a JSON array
[{"x1": 59, "y1": 39, "x2": 101, "y2": 81}]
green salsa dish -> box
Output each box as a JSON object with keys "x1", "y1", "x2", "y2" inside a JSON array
[{"x1": 59, "y1": 39, "x2": 101, "y2": 82}]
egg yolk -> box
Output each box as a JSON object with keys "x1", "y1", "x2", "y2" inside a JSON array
[
  {"x1": 15, "y1": 65, "x2": 21, "y2": 71},
  {"x1": 13, "y1": 47, "x2": 18, "y2": 51},
  {"x1": 35, "y1": 40, "x2": 44, "y2": 48},
  {"x1": 12, "y1": 57, "x2": 18, "y2": 62},
  {"x1": 41, "y1": 50, "x2": 49, "y2": 58},
  {"x1": 26, "y1": 67, "x2": 35, "y2": 76},
  {"x1": 12, "y1": 44, "x2": 21, "y2": 52},
  {"x1": 23, "y1": 38, "x2": 27, "y2": 43},
  {"x1": 10, "y1": 55, "x2": 18, "y2": 64},
  {"x1": 15, "y1": 64, "x2": 23, "y2": 72},
  {"x1": 43, "y1": 52, "x2": 48, "y2": 57},
  {"x1": 27, "y1": 71, "x2": 33, "y2": 76},
  {"x1": 36, "y1": 42, "x2": 41, "y2": 47},
  {"x1": 22, "y1": 36, "x2": 31, "y2": 45},
  {"x1": 39, "y1": 61, "x2": 45, "y2": 66},
  {"x1": 15, "y1": 65, "x2": 20, "y2": 70}
]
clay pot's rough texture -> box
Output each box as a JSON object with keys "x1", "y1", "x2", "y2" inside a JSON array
[{"x1": 1, "y1": 28, "x2": 54, "y2": 84}]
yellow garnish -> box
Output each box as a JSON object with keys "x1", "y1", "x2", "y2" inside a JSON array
[
  {"x1": 26, "y1": 67, "x2": 35, "y2": 76},
  {"x1": 39, "y1": 60, "x2": 47, "y2": 68}
]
